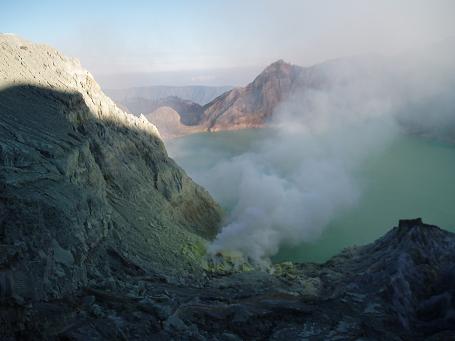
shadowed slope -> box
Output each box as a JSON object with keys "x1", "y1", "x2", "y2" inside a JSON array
[
  {"x1": 0, "y1": 35, "x2": 222, "y2": 309},
  {"x1": 0, "y1": 82, "x2": 223, "y2": 295}
]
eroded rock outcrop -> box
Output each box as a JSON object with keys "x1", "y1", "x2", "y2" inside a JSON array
[
  {"x1": 0, "y1": 34, "x2": 222, "y2": 330},
  {"x1": 201, "y1": 60, "x2": 302, "y2": 132}
]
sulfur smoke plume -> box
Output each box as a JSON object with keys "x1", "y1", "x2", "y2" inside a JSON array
[{"x1": 173, "y1": 40, "x2": 455, "y2": 261}]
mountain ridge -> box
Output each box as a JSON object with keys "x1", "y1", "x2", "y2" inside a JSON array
[
  {"x1": 106, "y1": 85, "x2": 233, "y2": 105},
  {"x1": 201, "y1": 59, "x2": 302, "y2": 131},
  {"x1": 138, "y1": 42, "x2": 455, "y2": 141},
  {"x1": 133, "y1": 60, "x2": 303, "y2": 138}
]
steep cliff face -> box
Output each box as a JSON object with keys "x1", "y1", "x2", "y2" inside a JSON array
[
  {"x1": 0, "y1": 34, "x2": 222, "y2": 308},
  {"x1": 201, "y1": 60, "x2": 302, "y2": 131}
]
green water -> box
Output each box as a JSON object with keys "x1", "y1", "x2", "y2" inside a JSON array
[
  {"x1": 166, "y1": 129, "x2": 269, "y2": 169},
  {"x1": 167, "y1": 130, "x2": 455, "y2": 263}
]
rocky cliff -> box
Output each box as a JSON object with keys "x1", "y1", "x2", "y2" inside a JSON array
[
  {"x1": 0, "y1": 33, "x2": 222, "y2": 324},
  {"x1": 201, "y1": 60, "x2": 302, "y2": 131}
]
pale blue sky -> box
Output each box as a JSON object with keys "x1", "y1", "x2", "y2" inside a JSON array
[{"x1": 2, "y1": 0, "x2": 455, "y2": 86}]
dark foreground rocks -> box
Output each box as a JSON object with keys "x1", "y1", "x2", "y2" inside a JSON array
[{"x1": 2, "y1": 218, "x2": 455, "y2": 340}]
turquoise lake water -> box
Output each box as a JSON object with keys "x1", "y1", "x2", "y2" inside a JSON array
[{"x1": 167, "y1": 129, "x2": 455, "y2": 263}]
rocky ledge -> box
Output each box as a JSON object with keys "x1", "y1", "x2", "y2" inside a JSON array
[{"x1": 1, "y1": 218, "x2": 454, "y2": 340}]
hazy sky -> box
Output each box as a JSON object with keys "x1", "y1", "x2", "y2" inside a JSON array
[{"x1": 2, "y1": 0, "x2": 455, "y2": 86}]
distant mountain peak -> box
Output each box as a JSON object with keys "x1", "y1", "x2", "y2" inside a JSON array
[
  {"x1": 270, "y1": 59, "x2": 289, "y2": 66},
  {"x1": 262, "y1": 59, "x2": 294, "y2": 73}
]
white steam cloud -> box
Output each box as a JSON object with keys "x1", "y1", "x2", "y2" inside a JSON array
[
  {"x1": 170, "y1": 40, "x2": 455, "y2": 261},
  {"x1": 207, "y1": 65, "x2": 400, "y2": 260}
]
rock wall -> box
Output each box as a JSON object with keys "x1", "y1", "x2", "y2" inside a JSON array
[
  {"x1": 0, "y1": 34, "x2": 222, "y2": 308},
  {"x1": 201, "y1": 60, "x2": 302, "y2": 131}
]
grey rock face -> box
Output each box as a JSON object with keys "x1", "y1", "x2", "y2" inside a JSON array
[{"x1": 0, "y1": 34, "x2": 222, "y2": 336}]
